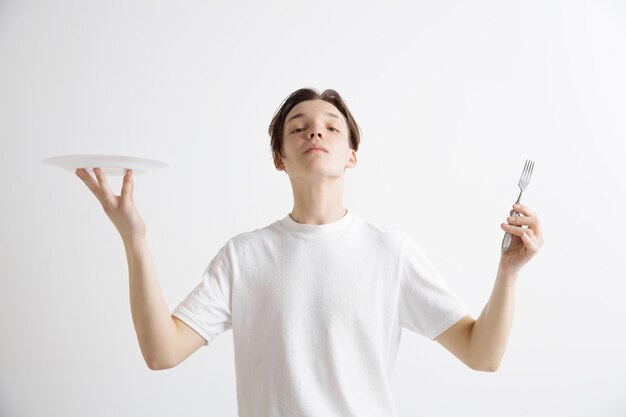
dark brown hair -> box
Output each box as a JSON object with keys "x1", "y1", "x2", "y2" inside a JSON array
[{"x1": 268, "y1": 88, "x2": 361, "y2": 162}]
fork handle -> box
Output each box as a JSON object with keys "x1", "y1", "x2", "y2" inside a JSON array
[{"x1": 501, "y1": 208, "x2": 520, "y2": 251}]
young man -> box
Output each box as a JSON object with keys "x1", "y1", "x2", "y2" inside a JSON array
[{"x1": 76, "y1": 87, "x2": 543, "y2": 417}]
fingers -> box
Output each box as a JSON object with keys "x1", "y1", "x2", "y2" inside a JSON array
[
  {"x1": 501, "y1": 224, "x2": 540, "y2": 253},
  {"x1": 120, "y1": 169, "x2": 134, "y2": 201},
  {"x1": 76, "y1": 168, "x2": 105, "y2": 204},
  {"x1": 511, "y1": 203, "x2": 536, "y2": 217},
  {"x1": 75, "y1": 167, "x2": 116, "y2": 208},
  {"x1": 506, "y1": 214, "x2": 532, "y2": 227},
  {"x1": 501, "y1": 222, "x2": 527, "y2": 235},
  {"x1": 93, "y1": 168, "x2": 114, "y2": 199},
  {"x1": 520, "y1": 228, "x2": 540, "y2": 253},
  {"x1": 502, "y1": 203, "x2": 544, "y2": 246}
]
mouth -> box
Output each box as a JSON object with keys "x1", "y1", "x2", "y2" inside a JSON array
[{"x1": 304, "y1": 146, "x2": 329, "y2": 154}]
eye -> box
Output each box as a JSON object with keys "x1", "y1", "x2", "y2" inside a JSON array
[
  {"x1": 291, "y1": 128, "x2": 304, "y2": 133},
  {"x1": 328, "y1": 127, "x2": 339, "y2": 132}
]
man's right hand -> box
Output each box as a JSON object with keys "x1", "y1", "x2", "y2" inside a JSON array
[{"x1": 75, "y1": 167, "x2": 147, "y2": 242}]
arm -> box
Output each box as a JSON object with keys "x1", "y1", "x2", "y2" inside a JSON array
[
  {"x1": 435, "y1": 202, "x2": 543, "y2": 371},
  {"x1": 467, "y1": 271, "x2": 517, "y2": 371},
  {"x1": 434, "y1": 271, "x2": 517, "y2": 372},
  {"x1": 125, "y1": 237, "x2": 206, "y2": 370},
  {"x1": 75, "y1": 168, "x2": 205, "y2": 370}
]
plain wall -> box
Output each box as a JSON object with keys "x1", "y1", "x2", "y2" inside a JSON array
[{"x1": 1, "y1": 0, "x2": 625, "y2": 416}]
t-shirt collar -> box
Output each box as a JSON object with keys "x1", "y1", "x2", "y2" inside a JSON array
[{"x1": 279, "y1": 208, "x2": 354, "y2": 238}]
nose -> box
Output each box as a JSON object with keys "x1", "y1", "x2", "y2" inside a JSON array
[{"x1": 309, "y1": 131, "x2": 322, "y2": 139}]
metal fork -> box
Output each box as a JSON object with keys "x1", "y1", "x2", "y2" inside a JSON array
[{"x1": 502, "y1": 159, "x2": 535, "y2": 251}]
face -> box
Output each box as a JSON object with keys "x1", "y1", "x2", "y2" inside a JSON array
[{"x1": 274, "y1": 99, "x2": 357, "y2": 181}]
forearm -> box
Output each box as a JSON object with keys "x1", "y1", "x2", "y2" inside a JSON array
[
  {"x1": 468, "y1": 270, "x2": 518, "y2": 371},
  {"x1": 124, "y1": 236, "x2": 177, "y2": 369}
]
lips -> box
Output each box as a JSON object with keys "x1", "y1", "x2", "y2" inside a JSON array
[{"x1": 304, "y1": 145, "x2": 328, "y2": 153}]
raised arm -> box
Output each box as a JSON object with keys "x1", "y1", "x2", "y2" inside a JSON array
[
  {"x1": 434, "y1": 271, "x2": 517, "y2": 372},
  {"x1": 124, "y1": 236, "x2": 205, "y2": 369},
  {"x1": 76, "y1": 168, "x2": 205, "y2": 370},
  {"x1": 435, "y1": 203, "x2": 543, "y2": 371}
]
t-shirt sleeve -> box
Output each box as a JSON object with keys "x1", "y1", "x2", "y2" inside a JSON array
[
  {"x1": 172, "y1": 241, "x2": 233, "y2": 346},
  {"x1": 398, "y1": 235, "x2": 469, "y2": 341}
]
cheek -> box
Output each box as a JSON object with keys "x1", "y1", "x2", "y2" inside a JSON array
[{"x1": 281, "y1": 136, "x2": 304, "y2": 155}]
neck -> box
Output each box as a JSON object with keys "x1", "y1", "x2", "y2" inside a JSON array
[{"x1": 288, "y1": 176, "x2": 346, "y2": 225}]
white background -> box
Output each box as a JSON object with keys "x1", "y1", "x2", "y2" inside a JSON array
[{"x1": 1, "y1": 0, "x2": 625, "y2": 416}]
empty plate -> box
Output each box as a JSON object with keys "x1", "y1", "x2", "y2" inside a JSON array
[{"x1": 42, "y1": 154, "x2": 169, "y2": 176}]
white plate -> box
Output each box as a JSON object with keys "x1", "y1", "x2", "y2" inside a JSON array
[{"x1": 42, "y1": 154, "x2": 169, "y2": 176}]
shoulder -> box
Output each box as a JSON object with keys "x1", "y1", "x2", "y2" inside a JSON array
[
  {"x1": 355, "y1": 217, "x2": 431, "y2": 263},
  {"x1": 355, "y1": 216, "x2": 413, "y2": 252},
  {"x1": 222, "y1": 218, "x2": 285, "y2": 252}
]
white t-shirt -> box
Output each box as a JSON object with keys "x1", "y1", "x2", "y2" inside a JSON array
[{"x1": 172, "y1": 209, "x2": 468, "y2": 417}]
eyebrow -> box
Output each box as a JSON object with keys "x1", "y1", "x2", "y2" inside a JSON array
[{"x1": 286, "y1": 112, "x2": 345, "y2": 125}]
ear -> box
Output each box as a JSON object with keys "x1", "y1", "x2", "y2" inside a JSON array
[
  {"x1": 274, "y1": 155, "x2": 286, "y2": 172},
  {"x1": 345, "y1": 149, "x2": 357, "y2": 169}
]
